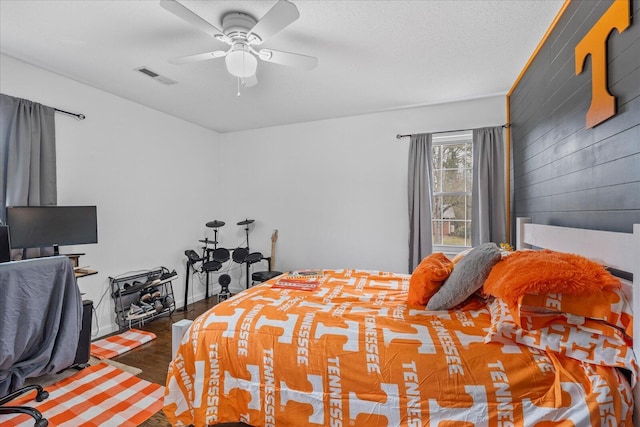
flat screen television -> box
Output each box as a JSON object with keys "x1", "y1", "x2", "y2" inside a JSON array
[{"x1": 6, "y1": 206, "x2": 98, "y2": 255}]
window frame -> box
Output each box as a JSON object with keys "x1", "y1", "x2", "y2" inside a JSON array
[{"x1": 431, "y1": 131, "x2": 473, "y2": 256}]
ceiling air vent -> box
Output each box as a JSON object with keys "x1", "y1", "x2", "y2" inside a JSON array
[{"x1": 134, "y1": 66, "x2": 177, "y2": 86}]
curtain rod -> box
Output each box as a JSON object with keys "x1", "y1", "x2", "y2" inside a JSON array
[
  {"x1": 54, "y1": 108, "x2": 86, "y2": 120},
  {"x1": 396, "y1": 123, "x2": 509, "y2": 139}
]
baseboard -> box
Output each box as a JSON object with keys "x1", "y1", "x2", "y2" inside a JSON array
[
  {"x1": 93, "y1": 287, "x2": 219, "y2": 340},
  {"x1": 182, "y1": 289, "x2": 208, "y2": 308},
  {"x1": 93, "y1": 321, "x2": 120, "y2": 339}
]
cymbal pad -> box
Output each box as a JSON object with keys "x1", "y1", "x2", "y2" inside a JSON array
[{"x1": 206, "y1": 220, "x2": 225, "y2": 228}]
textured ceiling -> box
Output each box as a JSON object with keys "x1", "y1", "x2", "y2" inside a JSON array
[{"x1": 0, "y1": 0, "x2": 564, "y2": 133}]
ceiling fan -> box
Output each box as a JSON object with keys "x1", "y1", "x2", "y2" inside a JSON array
[{"x1": 160, "y1": 0, "x2": 318, "y2": 88}]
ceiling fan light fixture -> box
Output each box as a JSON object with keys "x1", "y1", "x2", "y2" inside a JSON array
[
  {"x1": 162, "y1": 0, "x2": 317, "y2": 87},
  {"x1": 225, "y1": 45, "x2": 258, "y2": 78}
]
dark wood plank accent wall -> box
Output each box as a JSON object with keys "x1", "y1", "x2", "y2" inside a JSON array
[{"x1": 509, "y1": 0, "x2": 639, "y2": 235}]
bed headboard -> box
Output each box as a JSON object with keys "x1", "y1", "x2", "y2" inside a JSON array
[{"x1": 516, "y1": 217, "x2": 640, "y2": 422}]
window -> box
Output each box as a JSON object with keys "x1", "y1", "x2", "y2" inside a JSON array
[{"x1": 431, "y1": 131, "x2": 472, "y2": 253}]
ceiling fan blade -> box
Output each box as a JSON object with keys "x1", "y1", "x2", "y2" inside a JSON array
[
  {"x1": 169, "y1": 50, "x2": 227, "y2": 65},
  {"x1": 247, "y1": 0, "x2": 299, "y2": 45},
  {"x1": 259, "y1": 49, "x2": 317, "y2": 70},
  {"x1": 242, "y1": 74, "x2": 258, "y2": 88},
  {"x1": 160, "y1": 0, "x2": 225, "y2": 40}
]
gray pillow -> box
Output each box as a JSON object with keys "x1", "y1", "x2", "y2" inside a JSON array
[{"x1": 426, "y1": 242, "x2": 501, "y2": 310}]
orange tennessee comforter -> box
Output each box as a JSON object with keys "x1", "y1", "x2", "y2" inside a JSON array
[{"x1": 164, "y1": 270, "x2": 635, "y2": 426}]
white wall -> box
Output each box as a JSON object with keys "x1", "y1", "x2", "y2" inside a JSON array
[
  {"x1": 1, "y1": 54, "x2": 505, "y2": 336},
  {"x1": 1, "y1": 54, "x2": 222, "y2": 336},
  {"x1": 217, "y1": 96, "x2": 506, "y2": 277}
]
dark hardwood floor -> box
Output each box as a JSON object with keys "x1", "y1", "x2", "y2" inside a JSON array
[{"x1": 109, "y1": 296, "x2": 215, "y2": 426}]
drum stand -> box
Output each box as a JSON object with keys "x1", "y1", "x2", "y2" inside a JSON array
[
  {"x1": 181, "y1": 247, "x2": 204, "y2": 311},
  {"x1": 237, "y1": 219, "x2": 255, "y2": 289},
  {"x1": 184, "y1": 219, "x2": 256, "y2": 305},
  {"x1": 182, "y1": 257, "x2": 195, "y2": 311},
  {"x1": 202, "y1": 220, "x2": 225, "y2": 298}
]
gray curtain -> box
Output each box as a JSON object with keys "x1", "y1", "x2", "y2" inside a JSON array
[
  {"x1": 471, "y1": 126, "x2": 506, "y2": 246},
  {"x1": 0, "y1": 93, "x2": 57, "y2": 258},
  {"x1": 407, "y1": 133, "x2": 433, "y2": 272}
]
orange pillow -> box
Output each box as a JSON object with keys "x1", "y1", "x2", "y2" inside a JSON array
[
  {"x1": 484, "y1": 249, "x2": 620, "y2": 308},
  {"x1": 515, "y1": 287, "x2": 633, "y2": 338},
  {"x1": 408, "y1": 253, "x2": 454, "y2": 306}
]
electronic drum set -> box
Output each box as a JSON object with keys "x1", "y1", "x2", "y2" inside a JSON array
[{"x1": 182, "y1": 218, "x2": 268, "y2": 310}]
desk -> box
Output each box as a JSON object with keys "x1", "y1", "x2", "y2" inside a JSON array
[
  {"x1": 65, "y1": 253, "x2": 84, "y2": 268},
  {"x1": 64, "y1": 253, "x2": 97, "y2": 278},
  {"x1": 74, "y1": 268, "x2": 98, "y2": 278}
]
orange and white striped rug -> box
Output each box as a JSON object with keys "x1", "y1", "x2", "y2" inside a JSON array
[
  {"x1": 0, "y1": 362, "x2": 164, "y2": 426},
  {"x1": 90, "y1": 329, "x2": 156, "y2": 360}
]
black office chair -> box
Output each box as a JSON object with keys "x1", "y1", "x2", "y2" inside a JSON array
[{"x1": 0, "y1": 385, "x2": 49, "y2": 426}]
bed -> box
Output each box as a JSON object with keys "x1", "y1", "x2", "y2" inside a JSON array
[{"x1": 164, "y1": 218, "x2": 639, "y2": 426}]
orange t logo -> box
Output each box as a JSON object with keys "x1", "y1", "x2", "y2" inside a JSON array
[{"x1": 575, "y1": 0, "x2": 630, "y2": 129}]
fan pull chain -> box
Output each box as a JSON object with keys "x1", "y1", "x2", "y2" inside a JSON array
[{"x1": 237, "y1": 50, "x2": 247, "y2": 97}]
